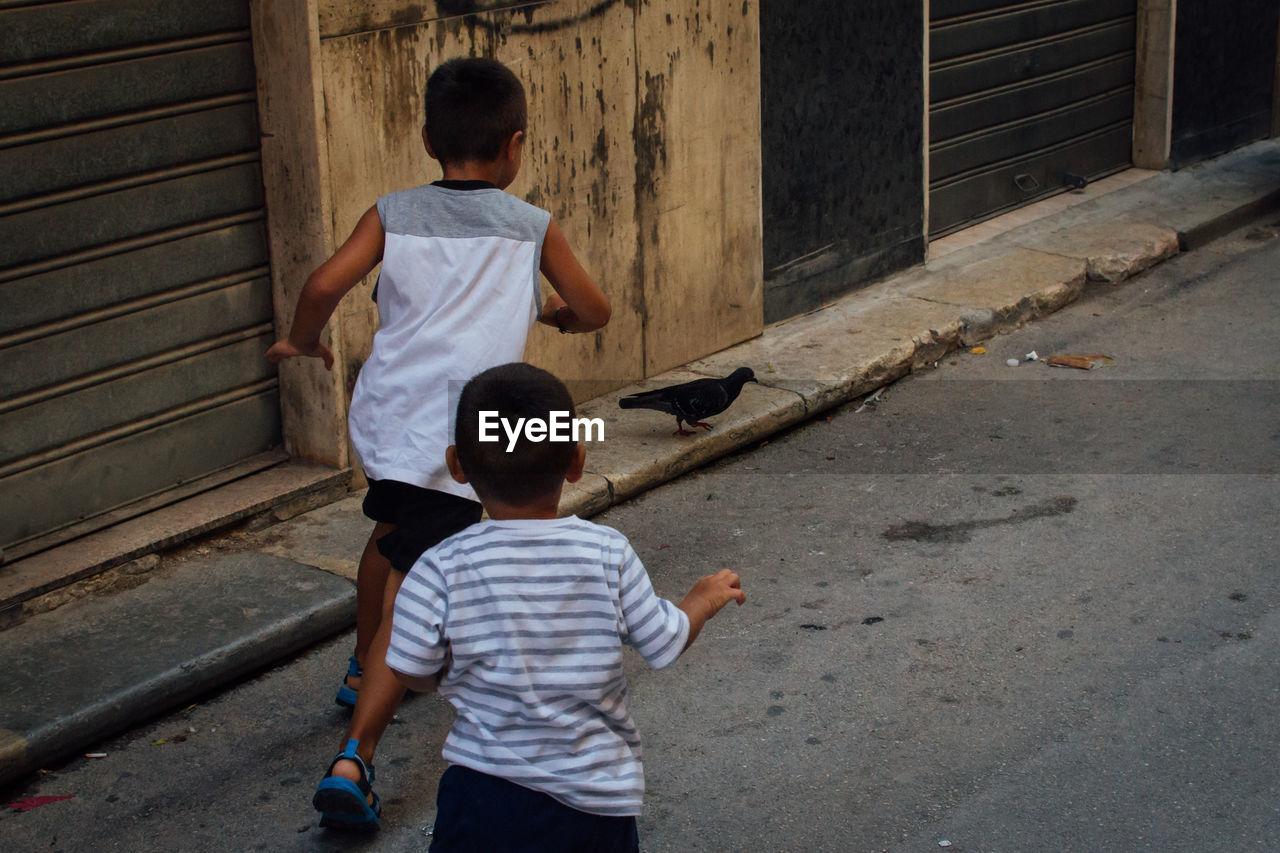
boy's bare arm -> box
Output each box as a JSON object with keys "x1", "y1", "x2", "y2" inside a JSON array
[
  {"x1": 677, "y1": 569, "x2": 746, "y2": 652},
  {"x1": 266, "y1": 205, "x2": 386, "y2": 369},
  {"x1": 538, "y1": 219, "x2": 611, "y2": 333},
  {"x1": 389, "y1": 667, "x2": 443, "y2": 694}
]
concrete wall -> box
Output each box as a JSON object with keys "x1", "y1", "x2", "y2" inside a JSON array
[
  {"x1": 1133, "y1": 0, "x2": 1176, "y2": 169},
  {"x1": 254, "y1": 0, "x2": 763, "y2": 470},
  {"x1": 251, "y1": 0, "x2": 347, "y2": 468},
  {"x1": 758, "y1": 0, "x2": 925, "y2": 323}
]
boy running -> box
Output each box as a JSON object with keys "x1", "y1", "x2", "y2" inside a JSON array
[
  {"x1": 266, "y1": 57, "x2": 611, "y2": 829},
  {"x1": 387, "y1": 363, "x2": 745, "y2": 851}
]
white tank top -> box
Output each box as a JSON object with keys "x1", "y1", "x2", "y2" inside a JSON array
[{"x1": 347, "y1": 182, "x2": 551, "y2": 497}]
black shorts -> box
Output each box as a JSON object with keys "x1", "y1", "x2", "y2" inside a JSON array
[
  {"x1": 429, "y1": 765, "x2": 639, "y2": 853},
  {"x1": 362, "y1": 480, "x2": 482, "y2": 573}
]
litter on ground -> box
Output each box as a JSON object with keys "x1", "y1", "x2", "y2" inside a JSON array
[
  {"x1": 8, "y1": 795, "x2": 75, "y2": 812},
  {"x1": 1046, "y1": 354, "x2": 1115, "y2": 370},
  {"x1": 854, "y1": 388, "x2": 885, "y2": 413}
]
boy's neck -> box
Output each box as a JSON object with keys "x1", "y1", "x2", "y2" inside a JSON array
[
  {"x1": 482, "y1": 489, "x2": 564, "y2": 521},
  {"x1": 439, "y1": 159, "x2": 509, "y2": 188}
]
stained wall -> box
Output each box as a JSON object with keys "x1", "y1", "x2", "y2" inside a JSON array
[{"x1": 256, "y1": 0, "x2": 763, "y2": 473}]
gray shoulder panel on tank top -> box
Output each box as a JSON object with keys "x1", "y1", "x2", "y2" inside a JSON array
[{"x1": 377, "y1": 185, "x2": 550, "y2": 243}]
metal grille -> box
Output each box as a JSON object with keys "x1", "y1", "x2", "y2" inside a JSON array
[
  {"x1": 0, "y1": 0, "x2": 281, "y2": 560},
  {"x1": 929, "y1": 0, "x2": 1138, "y2": 237}
]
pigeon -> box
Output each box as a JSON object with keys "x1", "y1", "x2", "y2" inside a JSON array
[{"x1": 619, "y1": 367, "x2": 758, "y2": 435}]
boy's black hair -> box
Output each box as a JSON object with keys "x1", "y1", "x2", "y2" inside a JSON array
[
  {"x1": 425, "y1": 57, "x2": 527, "y2": 165},
  {"x1": 454, "y1": 363, "x2": 576, "y2": 506}
]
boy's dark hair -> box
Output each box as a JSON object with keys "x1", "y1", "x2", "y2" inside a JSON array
[
  {"x1": 454, "y1": 363, "x2": 576, "y2": 505},
  {"x1": 425, "y1": 57, "x2": 527, "y2": 165}
]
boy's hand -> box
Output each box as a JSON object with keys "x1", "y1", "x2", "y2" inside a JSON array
[
  {"x1": 687, "y1": 569, "x2": 747, "y2": 615},
  {"x1": 265, "y1": 204, "x2": 383, "y2": 371},
  {"x1": 537, "y1": 293, "x2": 568, "y2": 328},
  {"x1": 678, "y1": 569, "x2": 745, "y2": 652},
  {"x1": 266, "y1": 338, "x2": 334, "y2": 370}
]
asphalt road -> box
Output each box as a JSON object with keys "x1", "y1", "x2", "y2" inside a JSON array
[{"x1": 2, "y1": 222, "x2": 1277, "y2": 852}]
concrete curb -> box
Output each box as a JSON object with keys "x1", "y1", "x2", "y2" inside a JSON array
[
  {"x1": 0, "y1": 598, "x2": 353, "y2": 784},
  {"x1": 0, "y1": 555, "x2": 354, "y2": 786},
  {"x1": 1179, "y1": 187, "x2": 1280, "y2": 250}
]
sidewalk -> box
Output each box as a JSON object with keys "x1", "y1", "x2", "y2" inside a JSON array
[{"x1": 2, "y1": 138, "x2": 1278, "y2": 787}]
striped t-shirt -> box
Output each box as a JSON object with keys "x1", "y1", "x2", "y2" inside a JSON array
[{"x1": 386, "y1": 516, "x2": 690, "y2": 817}]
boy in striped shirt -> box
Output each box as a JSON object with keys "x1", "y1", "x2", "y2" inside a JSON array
[{"x1": 386, "y1": 362, "x2": 745, "y2": 852}]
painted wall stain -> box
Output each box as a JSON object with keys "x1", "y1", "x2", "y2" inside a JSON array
[
  {"x1": 593, "y1": 128, "x2": 609, "y2": 166},
  {"x1": 633, "y1": 71, "x2": 667, "y2": 200}
]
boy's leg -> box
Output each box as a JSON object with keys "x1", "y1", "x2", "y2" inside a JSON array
[
  {"x1": 316, "y1": 485, "x2": 481, "y2": 826},
  {"x1": 328, "y1": 569, "x2": 410, "y2": 783},
  {"x1": 349, "y1": 522, "x2": 396, "y2": 687}
]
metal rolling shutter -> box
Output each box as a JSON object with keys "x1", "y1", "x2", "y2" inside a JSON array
[
  {"x1": 929, "y1": 0, "x2": 1137, "y2": 237},
  {"x1": 0, "y1": 0, "x2": 282, "y2": 561}
]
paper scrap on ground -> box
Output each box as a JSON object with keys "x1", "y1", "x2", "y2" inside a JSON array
[
  {"x1": 1046, "y1": 354, "x2": 1115, "y2": 370},
  {"x1": 9, "y1": 795, "x2": 75, "y2": 812}
]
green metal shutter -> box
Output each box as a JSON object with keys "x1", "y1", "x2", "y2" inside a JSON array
[
  {"x1": 929, "y1": 0, "x2": 1138, "y2": 237},
  {"x1": 0, "y1": 0, "x2": 281, "y2": 561}
]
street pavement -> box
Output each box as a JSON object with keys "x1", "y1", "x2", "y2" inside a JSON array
[
  {"x1": 4, "y1": 140, "x2": 1278, "y2": 792},
  {"x1": 1, "y1": 218, "x2": 1275, "y2": 850}
]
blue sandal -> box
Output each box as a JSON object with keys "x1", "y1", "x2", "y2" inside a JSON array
[
  {"x1": 313, "y1": 738, "x2": 380, "y2": 829},
  {"x1": 335, "y1": 656, "x2": 361, "y2": 709}
]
